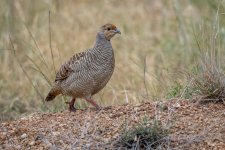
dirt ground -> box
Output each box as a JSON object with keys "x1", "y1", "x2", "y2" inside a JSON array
[{"x1": 1, "y1": 99, "x2": 225, "y2": 149}]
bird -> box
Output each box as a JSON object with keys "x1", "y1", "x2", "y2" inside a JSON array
[{"x1": 45, "y1": 23, "x2": 121, "y2": 112}]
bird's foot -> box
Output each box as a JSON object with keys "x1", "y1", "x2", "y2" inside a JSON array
[
  {"x1": 69, "y1": 105, "x2": 76, "y2": 112},
  {"x1": 66, "y1": 98, "x2": 76, "y2": 112},
  {"x1": 85, "y1": 98, "x2": 102, "y2": 111}
]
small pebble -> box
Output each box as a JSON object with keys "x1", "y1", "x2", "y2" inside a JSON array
[
  {"x1": 21, "y1": 133, "x2": 27, "y2": 139},
  {"x1": 29, "y1": 141, "x2": 35, "y2": 146},
  {"x1": 53, "y1": 131, "x2": 60, "y2": 136},
  {"x1": 174, "y1": 103, "x2": 181, "y2": 108},
  {"x1": 15, "y1": 145, "x2": 22, "y2": 149}
]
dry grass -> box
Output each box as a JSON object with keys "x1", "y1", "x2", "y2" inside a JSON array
[
  {"x1": 188, "y1": 7, "x2": 225, "y2": 103},
  {"x1": 0, "y1": 0, "x2": 224, "y2": 120}
]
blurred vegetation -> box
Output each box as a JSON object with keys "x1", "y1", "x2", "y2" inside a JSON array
[{"x1": 1, "y1": 0, "x2": 225, "y2": 121}]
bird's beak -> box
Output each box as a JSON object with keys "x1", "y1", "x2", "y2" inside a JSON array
[{"x1": 114, "y1": 28, "x2": 121, "y2": 34}]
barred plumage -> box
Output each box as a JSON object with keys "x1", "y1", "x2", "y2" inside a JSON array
[{"x1": 45, "y1": 24, "x2": 121, "y2": 111}]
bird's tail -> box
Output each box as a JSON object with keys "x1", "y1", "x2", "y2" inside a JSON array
[{"x1": 45, "y1": 86, "x2": 61, "y2": 101}]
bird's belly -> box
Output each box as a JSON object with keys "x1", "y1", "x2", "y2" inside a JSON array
[
  {"x1": 61, "y1": 75, "x2": 94, "y2": 98},
  {"x1": 91, "y1": 68, "x2": 114, "y2": 95}
]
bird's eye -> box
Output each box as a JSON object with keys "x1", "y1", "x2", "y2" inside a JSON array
[{"x1": 107, "y1": 27, "x2": 110, "y2": 31}]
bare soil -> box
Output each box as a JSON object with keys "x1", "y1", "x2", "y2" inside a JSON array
[{"x1": 1, "y1": 100, "x2": 225, "y2": 149}]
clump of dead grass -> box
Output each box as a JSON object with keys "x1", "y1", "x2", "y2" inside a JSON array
[
  {"x1": 190, "y1": 59, "x2": 225, "y2": 103},
  {"x1": 188, "y1": 7, "x2": 225, "y2": 103}
]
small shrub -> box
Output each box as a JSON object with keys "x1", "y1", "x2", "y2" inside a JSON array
[
  {"x1": 116, "y1": 117, "x2": 168, "y2": 149},
  {"x1": 189, "y1": 61, "x2": 225, "y2": 103}
]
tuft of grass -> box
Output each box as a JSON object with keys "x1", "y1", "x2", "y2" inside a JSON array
[
  {"x1": 188, "y1": 6, "x2": 225, "y2": 103},
  {"x1": 189, "y1": 59, "x2": 225, "y2": 103},
  {"x1": 116, "y1": 117, "x2": 168, "y2": 149}
]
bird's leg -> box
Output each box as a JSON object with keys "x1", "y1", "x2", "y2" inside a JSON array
[
  {"x1": 85, "y1": 98, "x2": 101, "y2": 110},
  {"x1": 65, "y1": 98, "x2": 76, "y2": 112}
]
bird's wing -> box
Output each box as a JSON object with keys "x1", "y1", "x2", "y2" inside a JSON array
[{"x1": 55, "y1": 51, "x2": 86, "y2": 82}]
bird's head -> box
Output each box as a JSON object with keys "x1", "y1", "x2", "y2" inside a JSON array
[{"x1": 99, "y1": 23, "x2": 121, "y2": 41}]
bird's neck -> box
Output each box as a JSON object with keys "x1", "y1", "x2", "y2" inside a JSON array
[{"x1": 94, "y1": 32, "x2": 112, "y2": 49}]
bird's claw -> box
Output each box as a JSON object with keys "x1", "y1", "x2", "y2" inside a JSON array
[{"x1": 69, "y1": 105, "x2": 76, "y2": 112}]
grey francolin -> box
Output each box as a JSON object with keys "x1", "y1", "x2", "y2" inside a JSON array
[{"x1": 45, "y1": 23, "x2": 121, "y2": 111}]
